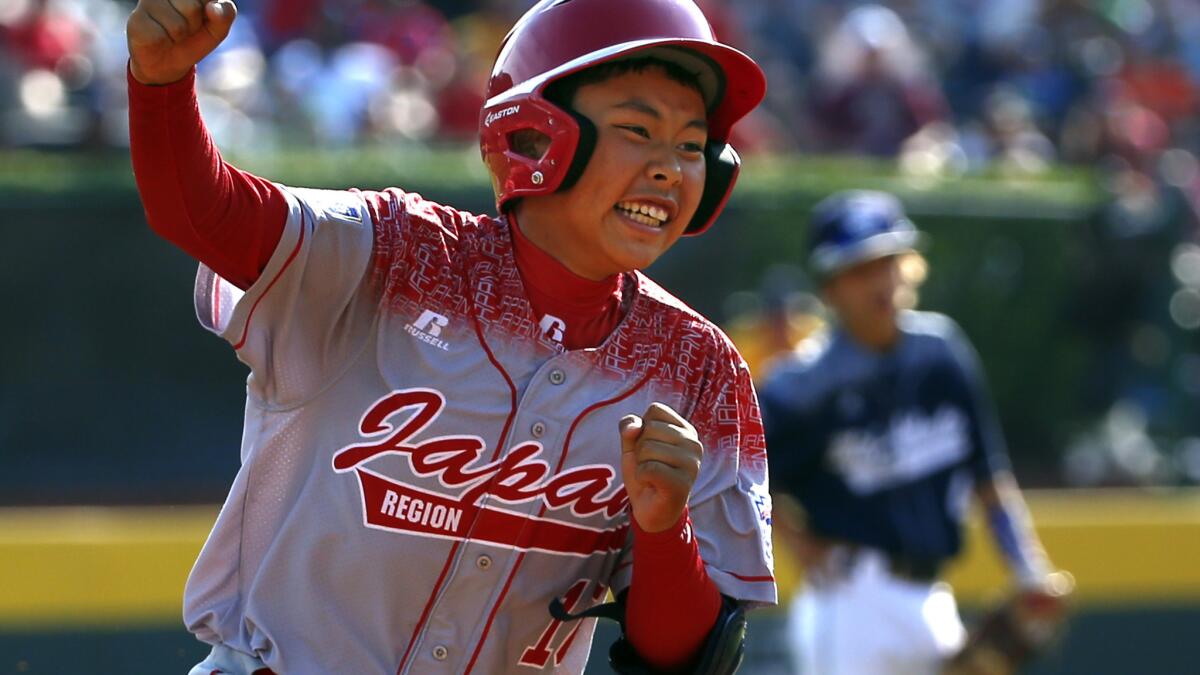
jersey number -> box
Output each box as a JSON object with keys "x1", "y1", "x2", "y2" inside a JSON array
[{"x1": 518, "y1": 578, "x2": 608, "y2": 669}]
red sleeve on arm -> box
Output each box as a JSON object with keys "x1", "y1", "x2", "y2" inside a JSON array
[
  {"x1": 626, "y1": 508, "x2": 724, "y2": 671},
  {"x1": 128, "y1": 65, "x2": 287, "y2": 290}
]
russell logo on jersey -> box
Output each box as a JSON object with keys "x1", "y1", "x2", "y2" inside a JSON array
[
  {"x1": 332, "y1": 387, "x2": 631, "y2": 557},
  {"x1": 404, "y1": 309, "x2": 452, "y2": 351}
]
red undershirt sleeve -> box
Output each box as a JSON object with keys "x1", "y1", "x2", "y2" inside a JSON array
[
  {"x1": 626, "y1": 508, "x2": 723, "y2": 670},
  {"x1": 128, "y1": 64, "x2": 287, "y2": 291}
]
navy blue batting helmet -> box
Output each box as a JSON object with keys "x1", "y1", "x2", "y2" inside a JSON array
[{"x1": 807, "y1": 190, "x2": 924, "y2": 279}]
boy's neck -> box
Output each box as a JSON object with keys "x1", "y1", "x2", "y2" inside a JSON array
[
  {"x1": 509, "y1": 215, "x2": 620, "y2": 309},
  {"x1": 513, "y1": 200, "x2": 610, "y2": 282}
]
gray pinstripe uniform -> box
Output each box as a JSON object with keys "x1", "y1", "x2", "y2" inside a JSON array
[{"x1": 184, "y1": 186, "x2": 775, "y2": 674}]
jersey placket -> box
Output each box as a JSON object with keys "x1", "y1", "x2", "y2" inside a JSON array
[{"x1": 400, "y1": 355, "x2": 580, "y2": 673}]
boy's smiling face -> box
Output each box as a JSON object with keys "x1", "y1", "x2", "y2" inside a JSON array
[{"x1": 515, "y1": 66, "x2": 709, "y2": 280}]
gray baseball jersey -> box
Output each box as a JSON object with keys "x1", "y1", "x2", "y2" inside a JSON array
[{"x1": 185, "y1": 186, "x2": 775, "y2": 674}]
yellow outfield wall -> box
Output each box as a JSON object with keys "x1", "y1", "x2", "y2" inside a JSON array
[
  {"x1": 2, "y1": 489, "x2": 1199, "y2": 630},
  {"x1": 773, "y1": 488, "x2": 1200, "y2": 605},
  {"x1": 0, "y1": 506, "x2": 216, "y2": 630}
]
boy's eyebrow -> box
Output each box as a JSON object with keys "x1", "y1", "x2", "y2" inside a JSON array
[{"x1": 613, "y1": 98, "x2": 708, "y2": 131}]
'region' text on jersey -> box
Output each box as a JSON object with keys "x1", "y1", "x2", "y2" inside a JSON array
[{"x1": 188, "y1": 186, "x2": 774, "y2": 675}]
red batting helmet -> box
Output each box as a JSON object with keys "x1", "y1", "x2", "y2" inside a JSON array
[{"x1": 478, "y1": 0, "x2": 767, "y2": 235}]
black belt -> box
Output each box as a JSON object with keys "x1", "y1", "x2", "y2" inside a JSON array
[
  {"x1": 884, "y1": 552, "x2": 942, "y2": 583},
  {"x1": 809, "y1": 534, "x2": 944, "y2": 584}
]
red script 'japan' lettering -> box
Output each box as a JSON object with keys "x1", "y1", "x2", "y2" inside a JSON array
[{"x1": 333, "y1": 388, "x2": 628, "y2": 518}]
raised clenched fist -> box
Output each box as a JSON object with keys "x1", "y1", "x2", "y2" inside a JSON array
[
  {"x1": 127, "y1": 0, "x2": 237, "y2": 85},
  {"x1": 619, "y1": 402, "x2": 703, "y2": 533}
]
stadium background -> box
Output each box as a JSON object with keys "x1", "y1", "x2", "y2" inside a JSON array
[{"x1": 2, "y1": 0, "x2": 1200, "y2": 672}]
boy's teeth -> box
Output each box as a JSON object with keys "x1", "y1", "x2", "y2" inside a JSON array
[
  {"x1": 617, "y1": 201, "x2": 668, "y2": 225},
  {"x1": 626, "y1": 211, "x2": 661, "y2": 227}
]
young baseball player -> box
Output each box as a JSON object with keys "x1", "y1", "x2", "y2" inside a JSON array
[
  {"x1": 759, "y1": 191, "x2": 1062, "y2": 675},
  {"x1": 126, "y1": 0, "x2": 774, "y2": 673}
]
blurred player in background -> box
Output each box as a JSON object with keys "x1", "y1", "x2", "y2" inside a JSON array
[
  {"x1": 125, "y1": 0, "x2": 774, "y2": 672},
  {"x1": 759, "y1": 190, "x2": 1066, "y2": 675},
  {"x1": 723, "y1": 264, "x2": 825, "y2": 384}
]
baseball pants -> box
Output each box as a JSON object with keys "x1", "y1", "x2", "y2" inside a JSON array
[{"x1": 787, "y1": 549, "x2": 967, "y2": 675}]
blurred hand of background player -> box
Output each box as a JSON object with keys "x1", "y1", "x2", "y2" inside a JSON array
[
  {"x1": 619, "y1": 403, "x2": 703, "y2": 533},
  {"x1": 945, "y1": 570, "x2": 1075, "y2": 675},
  {"x1": 127, "y1": 0, "x2": 237, "y2": 85}
]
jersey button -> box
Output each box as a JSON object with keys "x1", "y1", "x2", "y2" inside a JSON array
[
  {"x1": 549, "y1": 369, "x2": 566, "y2": 385},
  {"x1": 432, "y1": 645, "x2": 449, "y2": 661},
  {"x1": 476, "y1": 555, "x2": 493, "y2": 570},
  {"x1": 530, "y1": 422, "x2": 546, "y2": 438}
]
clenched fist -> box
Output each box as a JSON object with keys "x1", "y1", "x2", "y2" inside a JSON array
[
  {"x1": 127, "y1": 0, "x2": 237, "y2": 85},
  {"x1": 619, "y1": 403, "x2": 703, "y2": 533}
]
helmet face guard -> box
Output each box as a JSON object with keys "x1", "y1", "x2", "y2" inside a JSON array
[
  {"x1": 478, "y1": 0, "x2": 766, "y2": 235},
  {"x1": 481, "y1": 96, "x2": 588, "y2": 200}
]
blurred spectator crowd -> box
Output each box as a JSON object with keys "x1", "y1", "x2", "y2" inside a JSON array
[
  {"x1": 4, "y1": 0, "x2": 1200, "y2": 489},
  {"x1": 1, "y1": 0, "x2": 1198, "y2": 167},
  {"x1": 0, "y1": 0, "x2": 530, "y2": 148}
]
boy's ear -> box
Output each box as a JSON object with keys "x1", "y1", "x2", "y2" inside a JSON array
[
  {"x1": 555, "y1": 109, "x2": 599, "y2": 193},
  {"x1": 509, "y1": 129, "x2": 553, "y2": 161}
]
